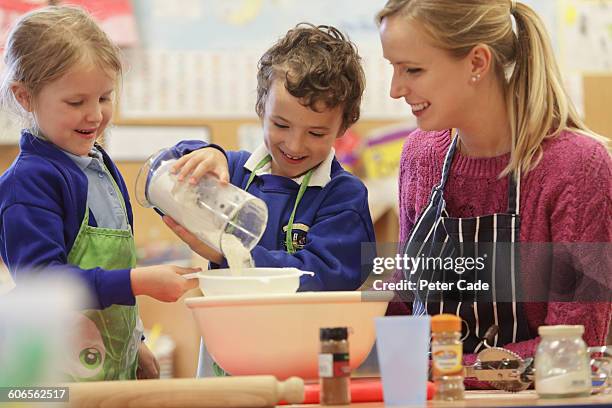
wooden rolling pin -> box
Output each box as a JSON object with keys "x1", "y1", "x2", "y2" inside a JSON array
[{"x1": 66, "y1": 375, "x2": 304, "y2": 408}]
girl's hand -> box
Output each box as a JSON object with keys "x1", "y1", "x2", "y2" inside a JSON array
[
  {"x1": 163, "y1": 216, "x2": 223, "y2": 264},
  {"x1": 136, "y1": 342, "x2": 160, "y2": 379},
  {"x1": 130, "y1": 265, "x2": 200, "y2": 302},
  {"x1": 171, "y1": 148, "x2": 229, "y2": 185}
]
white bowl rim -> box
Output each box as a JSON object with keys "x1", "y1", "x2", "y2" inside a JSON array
[
  {"x1": 184, "y1": 290, "x2": 394, "y2": 308},
  {"x1": 195, "y1": 267, "x2": 310, "y2": 280}
]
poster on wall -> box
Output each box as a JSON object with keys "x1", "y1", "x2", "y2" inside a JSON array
[
  {"x1": 0, "y1": 0, "x2": 137, "y2": 52},
  {"x1": 559, "y1": 0, "x2": 612, "y2": 73},
  {"x1": 0, "y1": 0, "x2": 48, "y2": 53},
  {"x1": 60, "y1": 0, "x2": 138, "y2": 47},
  {"x1": 106, "y1": 125, "x2": 210, "y2": 160},
  {"x1": 118, "y1": 0, "x2": 409, "y2": 120}
]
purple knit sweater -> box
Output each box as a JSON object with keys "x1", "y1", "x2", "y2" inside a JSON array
[{"x1": 392, "y1": 128, "x2": 611, "y2": 366}]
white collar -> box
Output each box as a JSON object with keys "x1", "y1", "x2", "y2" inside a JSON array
[
  {"x1": 243, "y1": 144, "x2": 334, "y2": 187},
  {"x1": 61, "y1": 147, "x2": 101, "y2": 170}
]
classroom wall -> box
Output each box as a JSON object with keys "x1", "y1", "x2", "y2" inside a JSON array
[{"x1": 583, "y1": 74, "x2": 612, "y2": 138}]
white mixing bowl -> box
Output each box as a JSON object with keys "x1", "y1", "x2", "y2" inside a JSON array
[
  {"x1": 185, "y1": 291, "x2": 393, "y2": 379},
  {"x1": 191, "y1": 268, "x2": 314, "y2": 296}
]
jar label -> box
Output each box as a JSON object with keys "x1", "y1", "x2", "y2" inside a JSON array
[
  {"x1": 318, "y1": 353, "x2": 350, "y2": 378},
  {"x1": 432, "y1": 344, "x2": 463, "y2": 375}
]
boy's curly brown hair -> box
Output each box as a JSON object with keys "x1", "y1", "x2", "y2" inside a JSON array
[{"x1": 255, "y1": 23, "x2": 365, "y2": 132}]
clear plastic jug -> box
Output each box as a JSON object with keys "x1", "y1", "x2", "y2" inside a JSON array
[{"x1": 135, "y1": 148, "x2": 268, "y2": 255}]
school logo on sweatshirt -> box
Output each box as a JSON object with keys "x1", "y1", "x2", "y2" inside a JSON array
[{"x1": 282, "y1": 223, "x2": 309, "y2": 251}]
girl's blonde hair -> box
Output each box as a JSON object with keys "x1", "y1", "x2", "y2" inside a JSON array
[
  {"x1": 377, "y1": 0, "x2": 611, "y2": 176},
  {"x1": 0, "y1": 5, "x2": 122, "y2": 127}
]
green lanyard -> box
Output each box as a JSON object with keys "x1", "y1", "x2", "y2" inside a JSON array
[{"x1": 245, "y1": 155, "x2": 313, "y2": 254}]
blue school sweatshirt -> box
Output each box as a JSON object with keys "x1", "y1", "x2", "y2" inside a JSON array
[
  {"x1": 0, "y1": 131, "x2": 202, "y2": 309},
  {"x1": 170, "y1": 141, "x2": 376, "y2": 291}
]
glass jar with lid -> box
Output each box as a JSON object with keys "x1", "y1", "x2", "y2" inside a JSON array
[
  {"x1": 535, "y1": 325, "x2": 591, "y2": 398},
  {"x1": 431, "y1": 314, "x2": 464, "y2": 401}
]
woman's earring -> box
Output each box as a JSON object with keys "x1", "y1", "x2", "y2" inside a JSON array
[{"x1": 471, "y1": 74, "x2": 481, "y2": 83}]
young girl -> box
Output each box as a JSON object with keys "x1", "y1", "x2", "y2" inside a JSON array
[
  {"x1": 0, "y1": 6, "x2": 199, "y2": 381},
  {"x1": 377, "y1": 0, "x2": 611, "y2": 372}
]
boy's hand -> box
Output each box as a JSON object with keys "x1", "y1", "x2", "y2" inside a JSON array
[
  {"x1": 163, "y1": 216, "x2": 223, "y2": 264},
  {"x1": 137, "y1": 342, "x2": 160, "y2": 379},
  {"x1": 171, "y1": 147, "x2": 229, "y2": 185},
  {"x1": 130, "y1": 265, "x2": 200, "y2": 302}
]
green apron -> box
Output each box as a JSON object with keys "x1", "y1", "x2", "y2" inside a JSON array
[
  {"x1": 211, "y1": 155, "x2": 313, "y2": 376},
  {"x1": 65, "y1": 165, "x2": 141, "y2": 382}
]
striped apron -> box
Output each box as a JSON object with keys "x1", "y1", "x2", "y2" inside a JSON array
[{"x1": 403, "y1": 132, "x2": 532, "y2": 353}]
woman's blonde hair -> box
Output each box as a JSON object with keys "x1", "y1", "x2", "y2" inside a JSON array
[
  {"x1": 0, "y1": 5, "x2": 122, "y2": 127},
  {"x1": 377, "y1": 0, "x2": 610, "y2": 176}
]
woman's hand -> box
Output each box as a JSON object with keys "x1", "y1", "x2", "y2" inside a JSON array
[
  {"x1": 163, "y1": 216, "x2": 223, "y2": 264},
  {"x1": 130, "y1": 264, "x2": 200, "y2": 302},
  {"x1": 137, "y1": 342, "x2": 160, "y2": 380},
  {"x1": 171, "y1": 147, "x2": 229, "y2": 185}
]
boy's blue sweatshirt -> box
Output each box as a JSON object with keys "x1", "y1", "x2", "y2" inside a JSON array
[{"x1": 171, "y1": 141, "x2": 376, "y2": 291}]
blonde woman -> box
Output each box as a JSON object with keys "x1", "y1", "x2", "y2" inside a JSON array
[{"x1": 377, "y1": 0, "x2": 611, "y2": 370}]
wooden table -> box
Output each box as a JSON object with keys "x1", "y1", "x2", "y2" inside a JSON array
[{"x1": 288, "y1": 390, "x2": 612, "y2": 407}]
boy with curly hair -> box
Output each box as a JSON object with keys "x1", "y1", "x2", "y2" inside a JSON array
[{"x1": 166, "y1": 23, "x2": 375, "y2": 292}]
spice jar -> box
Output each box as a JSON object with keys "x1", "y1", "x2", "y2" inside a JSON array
[
  {"x1": 319, "y1": 327, "x2": 351, "y2": 405},
  {"x1": 535, "y1": 325, "x2": 591, "y2": 398},
  {"x1": 431, "y1": 314, "x2": 464, "y2": 401}
]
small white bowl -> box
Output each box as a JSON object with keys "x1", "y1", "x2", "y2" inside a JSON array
[
  {"x1": 188, "y1": 268, "x2": 314, "y2": 296},
  {"x1": 185, "y1": 290, "x2": 393, "y2": 379}
]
